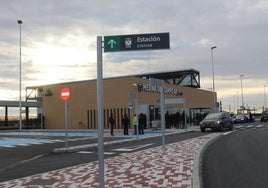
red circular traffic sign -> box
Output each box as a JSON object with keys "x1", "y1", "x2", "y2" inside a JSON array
[{"x1": 60, "y1": 87, "x2": 71, "y2": 101}]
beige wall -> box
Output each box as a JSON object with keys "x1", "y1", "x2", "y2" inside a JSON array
[{"x1": 42, "y1": 77, "x2": 214, "y2": 129}]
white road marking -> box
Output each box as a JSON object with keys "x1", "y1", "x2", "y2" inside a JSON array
[
  {"x1": 223, "y1": 131, "x2": 235, "y2": 136},
  {"x1": 104, "y1": 152, "x2": 115, "y2": 155},
  {"x1": 77, "y1": 151, "x2": 93, "y2": 154},
  {"x1": 112, "y1": 143, "x2": 154, "y2": 152},
  {"x1": 236, "y1": 126, "x2": 243, "y2": 129},
  {"x1": 256, "y1": 125, "x2": 264, "y2": 128},
  {"x1": 2, "y1": 145, "x2": 15, "y2": 148}
]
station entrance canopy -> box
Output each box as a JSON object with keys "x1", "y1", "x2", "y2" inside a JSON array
[
  {"x1": 136, "y1": 69, "x2": 200, "y2": 88},
  {"x1": 0, "y1": 100, "x2": 41, "y2": 107}
]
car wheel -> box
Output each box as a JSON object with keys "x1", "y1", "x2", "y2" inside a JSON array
[
  {"x1": 200, "y1": 127, "x2": 205, "y2": 132},
  {"x1": 219, "y1": 124, "x2": 223, "y2": 132},
  {"x1": 229, "y1": 124, "x2": 233, "y2": 130}
]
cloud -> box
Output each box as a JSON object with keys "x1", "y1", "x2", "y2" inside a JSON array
[{"x1": 0, "y1": 0, "x2": 267, "y2": 111}]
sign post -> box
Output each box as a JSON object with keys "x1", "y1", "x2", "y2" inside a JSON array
[
  {"x1": 97, "y1": 32, "x2": 169, "y2": 188},
  {"x1": 60, "y1": 87, "x2": 71, "y2": 149},
  {"x1": 128, "y1": 92, "x2": 139, "y2": 140},
  {"x1": 150, "y1": 78, "x2": 165, "y2": 148},
  {"x1": 97, "y1": 36, "x2": 105, "y2": 188}
]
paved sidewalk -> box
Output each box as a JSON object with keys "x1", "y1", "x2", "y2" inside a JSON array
[{"x1": 0, "y1": 127, "x2": 220, "y2": 188}]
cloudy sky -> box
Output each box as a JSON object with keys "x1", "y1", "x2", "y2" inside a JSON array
[{"x1": 0, "y1": 0, "x2": 268, "y2": 113}]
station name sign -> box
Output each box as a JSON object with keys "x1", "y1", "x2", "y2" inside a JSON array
[
  {"x1": 142, "y1": 84, "x2": 182, "y2": 96},
  {"x1": 104, "y1": 32, "x2": 170, "y2": 52}
]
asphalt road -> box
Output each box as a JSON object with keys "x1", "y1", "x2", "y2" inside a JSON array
[
  {"x1": 0, "y1": 131, "x2": 207, "y2": 182},
  {"x1": 201, "y1": 122, "x2": 268, "y2": 188}
]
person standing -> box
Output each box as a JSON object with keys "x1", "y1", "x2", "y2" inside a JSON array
[
  {"x1": 165, "y1": 111, "x2": 171, "y2": 129},
  {"x1": 142, "y1": 113, "x2": 147, "y2": 129},
  {"x1": 122, "y1": 113, "x2": 129, "y2": 135},
  {"x1": 109, "y1": 113, "x2": 115, "y2": 136},
  {"x1": 132, "y1": 114, "x2": 138, "y2": 135},
  {"x1": 175, "y1": 111, "x2": 181, "y2": 129},
  {"x1": 138, "y1": 113, "x2": 144, "y2": 134}
]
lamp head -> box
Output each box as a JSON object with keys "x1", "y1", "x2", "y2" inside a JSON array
[
  {"x1": 211, "y1": 46, "x2": 217, "y2": 50},
  {"x1": 17, "y1": 20, "x2": 23, "y2": 24}
]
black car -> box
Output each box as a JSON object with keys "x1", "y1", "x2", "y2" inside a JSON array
[
  {"x1": 233, "y1": 114, "x2": 247, "y2": 124},
  {"x1": 261, "y1": 111, "x2": 268, "y2": 122},
  {"x1": 200, "y1": 112, "x2": 233, "y2": 132}
]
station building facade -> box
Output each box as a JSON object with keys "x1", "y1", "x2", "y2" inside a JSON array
[{"x1": 26, "y1": 69, "x2": 215, "y2": 130}]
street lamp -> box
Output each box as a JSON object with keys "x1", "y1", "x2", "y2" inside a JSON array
[
  {"x1": 240, "y1": 74, "x2": 244, "y2": 112},
  {"x1": 211, "y1": 46, "x2": 217, "y2": 112},
  {"x1": 236, "y1": 91, "x2": 239, "y2": 113},
  {"x1": 17, "y1": 19, "x2": 23, "y2": 130},
  {"x1": 264, "y1": 85, "x2": 267, "y2": 111}
]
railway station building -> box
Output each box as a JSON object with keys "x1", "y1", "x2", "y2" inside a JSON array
[{"x1": 25, "y1": 69, "x2": 215, "y2": 130}]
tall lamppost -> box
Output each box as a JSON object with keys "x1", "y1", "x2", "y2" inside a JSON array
[
  {"x1": 264, "y1": 85, "x2": 267, "y2": 111},
  {"x1": 236, "y1": 91, "x2": 239, "y2": 113},
  {"x1": 17, "y1": 19, "x2": 23, "y2": 130},
  {"x1": 233, "y1": 95, "x2": 236, "y2": 114},
  {"x1": 240, "y1": 74, "x2": 244, "y2": 112},
  {"x1": 211, "y1": 46, "x2": 217, "y2": 112}
]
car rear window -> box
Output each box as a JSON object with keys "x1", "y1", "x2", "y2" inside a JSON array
[{"x1": 205, "y1": 113, "x2": 221, "y2": 119}]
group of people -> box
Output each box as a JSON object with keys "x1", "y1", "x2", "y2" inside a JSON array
[
  {"x1": 109, "y1": 111, "x2": 186, "y2": 136},
  {"x1": 108, "y1": 113, "x2": 148, "y2": 136},
  {"x1": 132, "y1": 113, "x2": 147, "y2": 135},
  {"x1": 109, "y1": 113, "x2": 130, "y2": 136},
  {"x1": 165, "y1": 111, "x2": 186, "y2": 129}
]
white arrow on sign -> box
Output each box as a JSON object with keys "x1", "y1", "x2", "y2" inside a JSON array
[{"x1": 108, "y1": 39, "x2": 116, "y2": 48}]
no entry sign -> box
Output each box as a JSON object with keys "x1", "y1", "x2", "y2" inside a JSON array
[{"x1": 60, "y1": 87, "x2": 71, "y2": 101}]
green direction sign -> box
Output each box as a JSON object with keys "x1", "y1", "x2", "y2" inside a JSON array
[
  {"x1": 104, "y1": 32, "x2": 170, "y2": 52},
  {"x1": 104, "y1": 36, "x2": 121, "y2": 52}
]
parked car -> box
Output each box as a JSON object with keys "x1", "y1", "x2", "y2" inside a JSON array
[
  {"x1": 200, "y1": 112, "x2": 233, "y2": 132},
  {"x1": 233, "y1": 114, "x2": 247, "y2": 124},
  {"x1": 261, "y1": 111, "x2": 268, "y2": 122}
]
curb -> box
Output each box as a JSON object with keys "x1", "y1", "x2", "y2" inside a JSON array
[
  {"x1": 192, "y1": 133, "x2": 223, "y2": 188},
  {"x1": 53, "y1": 129, "x2": 197, "y2": 153}
]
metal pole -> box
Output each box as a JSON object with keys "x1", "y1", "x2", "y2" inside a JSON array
[
  {"x1": 97, "y1": 36, "x2": 104, "y2": 188},
  {"x1": 17, "y1": 20, "x2": 23, "y2": 130},
  {"x1": 211, "y1": 46, "x2": 217, "y2": 112},
  {"x1": 40, "y1": 103, "x2": 44, "y2": 130},
  {"x1": 41, "y1": 111, "x2": 43, "y2": 129},
  {"x1": 240, "y1": 74, "x2": 244, "y2": 111},
  {"x1": 135, "y1": 96, "x2": 139, "y2": 139},
  {"x1": 160, "y1": 80, "x2": 165, "y2": 148},
  {"x1": 236, "y1": 91, "x2": 239, "y2": 112},
  {"x1": 233, "y1": 95, "x2": 236, "y2": 114},
  {"x1": 132, "y1": 84, "x2": 139, "y2": 139},
  {"x1": 184, "y1": 101, "x2": 187, "y2": 132},
  {"x1": 264, "y1": 85, "x2": 267, "y2": 111},
  {"x1": 65, "y1": 101, "x2": 69, "y2": 149}
]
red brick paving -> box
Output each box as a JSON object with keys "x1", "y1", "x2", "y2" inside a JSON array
[{"x1": 0, "y1": 133, "x2": 219, "y2": 188}]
